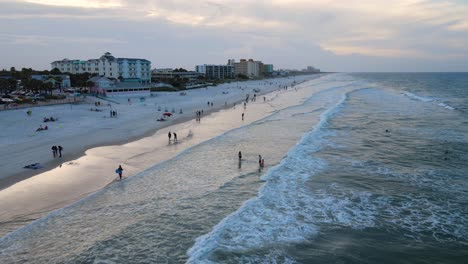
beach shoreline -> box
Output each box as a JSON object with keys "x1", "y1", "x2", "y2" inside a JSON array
[
  {"x1": 0, "y1": 76, "x2": 315, "y2": 187},
  {"x1": 0, "y1": 74, "x2": 325, "y2": 237}
]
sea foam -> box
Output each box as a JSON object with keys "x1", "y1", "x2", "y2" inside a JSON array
[{"x1": 187, "y1": 91, "x2": 352, "y2": 263}]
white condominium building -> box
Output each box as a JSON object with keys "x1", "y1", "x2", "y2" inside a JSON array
[{"x1": 51, "y1": 52, "x2": 151, "y2": 84}]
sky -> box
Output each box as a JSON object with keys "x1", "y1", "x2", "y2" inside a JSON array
[{"x1": 1, "y1": 0, "x2": 468, "y2": 72}]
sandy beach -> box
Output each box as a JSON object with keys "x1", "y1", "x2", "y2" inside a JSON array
[{"x1": 0, "y1": 74, "x2": 323, "y2": 236}]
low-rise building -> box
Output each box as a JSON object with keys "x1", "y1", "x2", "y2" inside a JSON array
[
  {"x1": 152, "y1": 68, "x2": 204, "y2": 81},
  {"x1": 88, "y1": 76, "x2": 151, "y2": 95},
  {"x1": 51, "y1": 52, "x2": 151, "y2": 84},
  {"x1": 31, "y1": 74, "x2": 71, "y2": 88}
]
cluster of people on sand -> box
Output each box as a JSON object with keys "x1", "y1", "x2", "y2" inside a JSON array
[
  {"x1": 36, "y1": 125, "x2": 48, "y2": 131},
  {"x1": 43, "y1": 116, "x2": 57, "y2": 122},
  {"x1": 195, "y1": 110, "x2": 204, "y2": 122},
  {"x1": 251, "y1": 94, "x2": 257, "y2": 102},
  {"x1": 168, "y1": 131, "x2": 178, "y2": 143},
  {"x1": 51, "y1": 145, "x2": 63, "y2": 158}
]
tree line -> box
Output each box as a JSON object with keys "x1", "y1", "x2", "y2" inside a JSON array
[{"x1": 0, "y1": 67, "x2": 95, "y2": 95}]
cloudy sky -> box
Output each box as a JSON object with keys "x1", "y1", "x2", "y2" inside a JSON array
[{"x1": 1, "y1": 0, "x2": 468, "y2": 72}]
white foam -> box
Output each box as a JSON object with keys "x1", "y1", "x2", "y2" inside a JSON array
[
  {"x1": 438, "y1": 102, "x2": 455, "y2": 110},
  {"x1": 187, "y1": 87, "x2": 355, "y2": 263},
  {"x1": 404, "y1": 91, "x2": 456, "y2": 110},
  {"x1": 403, "y1": 91, "x2": 434, "y2": 102}
]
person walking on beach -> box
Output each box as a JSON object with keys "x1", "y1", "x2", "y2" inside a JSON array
[
  {"x1": 58, "y1": 145, "x2": 63, "y2": 157},
  {"x1": 51, "y1": 146, "x2": 57, "y2": 158},
  {"x1": 116, "y1": 165, "x2": 123, "y2": 180},
  {"x1": 242, "y1": 113, "x2": 244, "y2": 121},
  {"x1": 168, "y1": 131, "x2": 172, "y2": 142},
  {"x1": 258, "y1": 155, "x2": 262, "y2": 166},
  {"x1": 173, "y1": 132, "x2": 178, "y2": 142},
  {"x1": 238, "y1": 151, "x2": 242, "y2": 160}
]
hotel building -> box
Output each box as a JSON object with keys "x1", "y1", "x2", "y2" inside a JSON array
[{"x1": 51, "y1": 52, "x2": 151, "y2": 84}]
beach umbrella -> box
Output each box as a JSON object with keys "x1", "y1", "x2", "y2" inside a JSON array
[{"x1": 163, "y1": 112, "x2": 172, "y2": 116}]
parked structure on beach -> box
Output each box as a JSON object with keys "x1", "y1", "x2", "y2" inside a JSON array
[
  {"x1": 195, "y1": 64, "x2": 234, "y2": 80},
  {"x1": 51, "y1": 52, "x2": 151, "y2": 84}
]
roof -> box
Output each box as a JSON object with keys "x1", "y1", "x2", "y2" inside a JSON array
[
  {"x1": 88, "y1": 76, "x2": 114, "y2": 83},
  {"x1": 52, "y1": 53, "x2": 150, "y2": 64},
  {"x1": 117, "y1": 58, "x2": 150, "y2": 63}
]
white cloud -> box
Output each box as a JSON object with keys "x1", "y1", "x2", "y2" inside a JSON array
[
  {"x1": 23, "y1": 0, "x2": 123, "y2": 8},
  {"x1": 1, "y1": 0, "x2": 468, "y2": 71}
]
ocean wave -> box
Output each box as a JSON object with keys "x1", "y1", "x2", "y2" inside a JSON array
[
  {"x1": 438, "y1": 102, "x2": 455, "y2": 110},
  {"x1": 404, "y1": 91, "x2": 435, "y2": 102},
  {"x1": 336, "y1": 158, "x2": 468, "y2": 242},
  {"x1": 186, "y1": 91, "x2": 351, "y2": 263},
  {"x1": 404, "y1": 91, "x2": 456, "y2": 110}
]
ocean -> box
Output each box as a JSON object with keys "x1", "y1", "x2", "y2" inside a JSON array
[{"x1": 0, "y1": 73, "x2": 467, "y2": 263}]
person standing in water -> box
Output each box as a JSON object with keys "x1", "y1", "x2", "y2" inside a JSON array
[
  {"x1": 258, "y1": 155, "x2": 262, "y2": 166},
  {"x1": 116, "y1": 165, "x2": 123, "y2": 180},
  {"x1": 173, "y1": 132, "x2": 178, "y2": 142},
  {"x1": 51, "y1": 146, "x2": 57, "y2": 158},
  {"x1": 58, "y1": 145, "x2": 63, "y2": 157}
]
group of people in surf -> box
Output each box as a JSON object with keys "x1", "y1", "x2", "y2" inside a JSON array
[{"x1": 238, "y1": 151, "x2": 265, "y2": 168}]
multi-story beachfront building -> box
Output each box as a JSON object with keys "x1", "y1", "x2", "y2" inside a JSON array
[
  {"x1": 262, "y1": 64, "x2": 274, "y2": 76},
  {"x1": 195, "y1": 64, "x2": 234, "y2": 79},
  {"x1": 230, "y1": 59, "x2": 265, "y2": 78},
  {"x1": 51, "y1": 52, "x2": 151, "y2": 84}
]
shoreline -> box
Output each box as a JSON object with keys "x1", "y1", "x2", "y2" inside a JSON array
[
  {"x1": 0, "y1": 74, "x2": 325, "y2": 237},
  {"x1": 0, "y1": 76, "x2": 321, "y2": 189}
]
